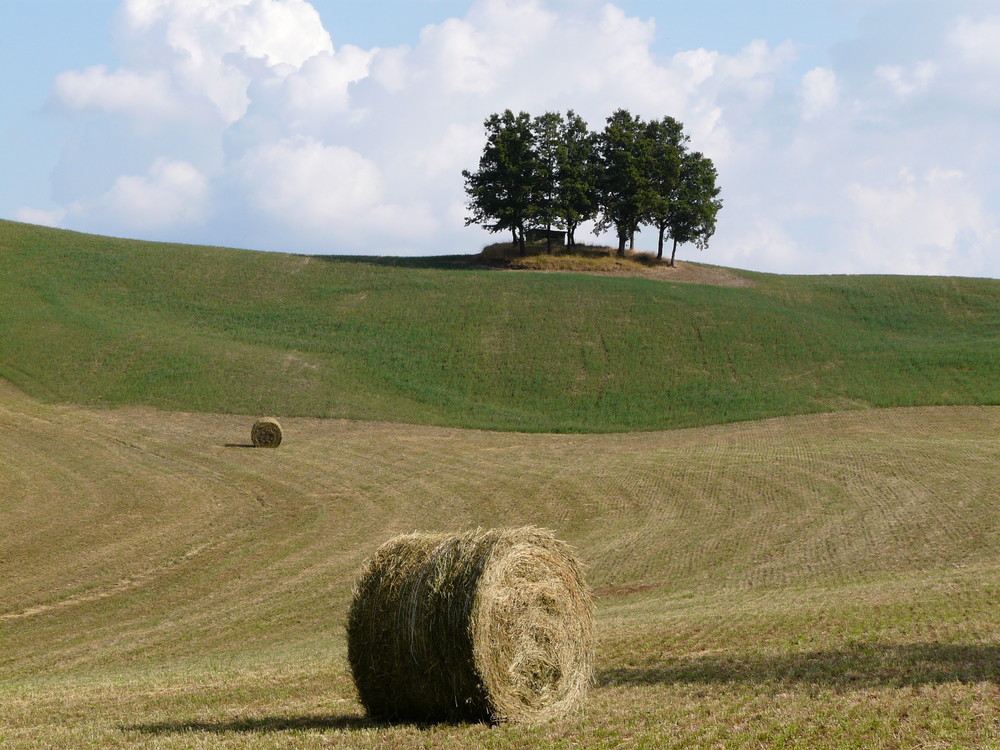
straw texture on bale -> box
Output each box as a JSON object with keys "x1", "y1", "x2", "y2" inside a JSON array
[
  {"x1": 250, "y1": 417, "x2": 282, "y2": 448},
  {"x1": 346, "y1": 527, "x2": 594, "y2": 725}
]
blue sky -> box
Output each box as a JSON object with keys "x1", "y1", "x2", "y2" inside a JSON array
[{"x1": 2, "y1": 0, "x2": 998, "y2": 276}]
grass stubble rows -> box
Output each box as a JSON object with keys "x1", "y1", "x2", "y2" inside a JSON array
[{"x1": 2, "y1": 380, "x2": 998, "y2": 748}]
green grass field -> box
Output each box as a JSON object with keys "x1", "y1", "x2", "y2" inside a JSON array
[
  {"x1": 2, "y1": 220, "x2": 999, "y2": 747},
  {"x1": 2, "y1": 219, "x2": 998, "y2": 432}
]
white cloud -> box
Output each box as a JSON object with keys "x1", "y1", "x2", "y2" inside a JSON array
[
  {"x1": 120, "y1": 0, "x2": 333, "y2": 69},
  {"x1": 92, "y1": 0, "x2": 336, "y2": 124},
  {"x1": 19, "y1": 158, "x2": 210, "y2": 238},
  {"x1": 800, "y1": 67, "x2": 839, "y2": 119},
  {"x1": 419, "y1": 0, "x2": 556, "y2": 95},
  {"x1": 274, "y1": 47, "x2": 373, "y2": 117},
  {"x1": 53, "y1": 65, "x2": 182, "y2": 119},
  {"x1": 671, "y1": 48, "x2": 717, "y2": 90},
  {"x1": 717, "y1": 38, "x2": 796, "y2": 100},
  {"x1": 844, "y1": 168, "x2": 995, "y2": 275},
  {"x1": 15, "y1": 206, "x2": 66, "y2": 228},
  {"x1": 947, "y1": 15, "x2": 1000, "y2": 69},
  {"x1": 95, "y1": 158, "x2": 210, "y2": 229},
  {"x1": 413, "y1": 123, "x2": 483, "y2": 178},
  {"x1": 874, "y1": 60, "x2": 937, "y2": 98},
  {"x1": 715, "y1": 217, "x2": 802, "y2": 272},
  {"x1": 236, "y1": 137, "x2": 381, "y2": 230},
  {"x1": 232, "y1": 135, "x2": 439, "y2": 249}
]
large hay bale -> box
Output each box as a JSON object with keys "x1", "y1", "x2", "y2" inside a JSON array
[
  {"x1": 250, "y1": 417, "x2": 282, "y2": 448},
  {"x1": 346, "y1": 527, "x2": 594, "y2": 724}
]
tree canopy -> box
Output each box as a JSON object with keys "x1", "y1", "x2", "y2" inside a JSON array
[
  {"x1": 594, "y1": 109, "x2": 650, "y2": 258},
  {"x1": 461, "y1": 110, "x2": 536, "y2": 256}
]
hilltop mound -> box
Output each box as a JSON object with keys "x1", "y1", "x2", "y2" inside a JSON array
[{"x1": 479, "y1": 241, "x2": 753, "y2": 286}]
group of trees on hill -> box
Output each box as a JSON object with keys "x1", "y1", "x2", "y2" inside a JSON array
[{"x1": 462, "y1": 108, "x2": 723, "y2": 265}]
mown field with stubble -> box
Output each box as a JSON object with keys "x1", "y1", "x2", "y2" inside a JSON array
[{"x1": 3, "y1": 380, "x2": 998, "y2": 748}]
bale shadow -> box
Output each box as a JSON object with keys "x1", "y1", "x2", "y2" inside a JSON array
[
  {"x1": 223, "y1": 443, "x2": 256, "y2": 448},
  {"x1": 598, "y1": 643, "x2": 1000, "y2": 690},
  {"x1": 127, "y1": 714, "x2": 375, "y2": 735}
]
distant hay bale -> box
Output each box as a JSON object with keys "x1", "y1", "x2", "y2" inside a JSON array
[
  {"x1": 250, "y1": 417, "x2": 282, "y2": 448},
  {"x1": 346, "y1": 526, "x2": 594, "y2": 725}
]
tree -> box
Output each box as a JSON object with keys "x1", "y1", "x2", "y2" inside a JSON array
[
  {"x1": 594, "y1": 109, "x2": 651, "y2": 257},
  {"x1": 642, "y1": 116, "x2": 689, "y2": 261},
  {"x1": 530, "y1": 111, "x2": 564, "y2": 254},
  {"x1": 664, "y1": 150, "x2": 722, "y2": 266},
  {"x1": 462, "y1": 110, "x2": 536, "y2": 256},
  {"x1": 554, "y1": 110, "x2": 598, "y2": 248}
]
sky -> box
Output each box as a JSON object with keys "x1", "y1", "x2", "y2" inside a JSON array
[{"x1": 2, "y1": 0, "x2": 999, "y2": 277}]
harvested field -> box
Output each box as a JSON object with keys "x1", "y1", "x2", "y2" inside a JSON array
[{"x1": 2, "y1": 380, "x2": 999, "y2": 747}]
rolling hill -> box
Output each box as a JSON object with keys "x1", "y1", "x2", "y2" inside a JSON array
[{"x1": 2, "y1": 218, "x2": 998, "y2": 432}]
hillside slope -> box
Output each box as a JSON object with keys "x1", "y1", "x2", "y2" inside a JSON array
[
  {"x1": 2, "y1": 384, "x2": 999, "y2": 746},
  {"x1": 2, "y1": 219, "x2": 999, "y2": 432}
]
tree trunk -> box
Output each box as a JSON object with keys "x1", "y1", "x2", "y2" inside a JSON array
[
  {"x1": 617, "y1": 228, "x2": 627, "y2": 258},
  {"x1": 567, "y1": 223, "x2": 576, "y2": 248},
  {"x1": 669, "y1": 237, "x2": 678, "y2": 267},
  {"x1": 629, "y1": 229, "x2": 635, "y2": 251},
  {"x1": 657, "y1": 226, "x2": 665, "y2": 260},
  {"x1": 517, "y1": 226, "x2": 526, "y2": 257},
  {"x1": 546, "y1": 221, "x2": 552, "y2": 254}
]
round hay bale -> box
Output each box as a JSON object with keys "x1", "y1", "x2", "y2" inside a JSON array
[
  {"x1": 250, "y1": 417, "x2": 282, "y2": 448},
  {"x1": 346, "y1": 526, "x2": 594, "y2": 725}
]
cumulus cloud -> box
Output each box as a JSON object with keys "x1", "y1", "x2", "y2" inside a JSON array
[
  {"x1": 844, "y1": 168, "x2": 995, "y2": 275},
  {"x1": 15, "y1": 206, "x2": 66, "y2": 228},
  {"x1": 53, "y1": 66, "x2": 182, "y2": 120},
  {"x1": 96, "y1": 157, "x2": 210, "y2": 229},
  {"x1": 874, "y1": 60, "x2": 937, "y2": 98},
  {"x1": 237, "y1": 137, "x2": 381, "y2": 228},
  {"x1": 116, "y1": 0, "x2": 334, "y2": 122},
  {"x1": 800, "y1": 67, "x2": 839, "y2": 120},
  {"x1": 947, "y1": 15, "x2": 1000, "y2": 69},
  {"x1": 49, "y1": 0, "x2": 335, "y2": 130},
  {"x1": 268, "y1": 47, "x2": 373, "y2": 119},
  {"x1": 418, "y1": 0, "x2": 557, "y2": 95},
  {"x1": 18, "y1": 158, "x2": 209, "y2": 236}
]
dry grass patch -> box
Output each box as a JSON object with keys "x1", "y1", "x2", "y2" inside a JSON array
[{"x1": 479, "y1": 241, "x2": 753, "y2": 286}]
